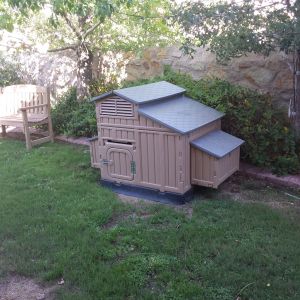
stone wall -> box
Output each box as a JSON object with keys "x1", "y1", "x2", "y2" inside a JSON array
[
  {"x1": 15, "y1": 50, "x2": 77, "y2": 99},
  {"x1": 8, "y1": 45, "x2": 293, "y2": 107},
  {"x1": 13, "y1": 50, "x2": 128, "y2": 99},
  {"x1": 126, "y1": 46, "x2": 293, "y2": 107}
]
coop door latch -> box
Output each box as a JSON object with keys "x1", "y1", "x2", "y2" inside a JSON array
[
  {"x1": 101, "y1": 159, "x2": 113, "y2": 165},
  {"x1": 130, "y1": 161, "x2": 136, "y2": 174}
]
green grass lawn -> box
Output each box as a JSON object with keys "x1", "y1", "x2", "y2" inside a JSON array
[{"x1": 0, "y1": 139, "x2": 300, "y2": 300}]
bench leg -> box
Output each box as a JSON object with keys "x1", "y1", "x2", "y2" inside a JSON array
[
  {"x1": 48, "y1": 116, "x2": 54, "y2": 143},
  {"x1": 1, "y1": 125, "x2": 6, "y2": 137},
  {"x1": 46, "y1": 89, "x2": 54, "y2": 143},
  {"x1": 23, "y1": 124, "x2": 32, "y2": 150},
  {"x1": 21, "y1": 110, "x2": 32, "y2": 150}
]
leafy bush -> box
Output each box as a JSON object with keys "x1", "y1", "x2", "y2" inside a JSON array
[
  {"x1": 52, "y1": 77, "x2": 118, "y2": 137},
  {"x1": 272, "y1": 156, "x2": 300, "y2": 176},
  {"x1": 0, "y1": 54, "x2": 22, "y2": 87},
  {"x1": 124, "y1": 66, "x2": 299, "y2": 175},
  {"x1": 89, "y1": 76, "x2": 119, "y2": 97},
  {"x1": 52, "y1": 88, "x2": 97, "y2": 137}
]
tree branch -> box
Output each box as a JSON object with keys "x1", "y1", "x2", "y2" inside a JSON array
[
  {"x1": 280, "y1": 52, "x2": 294, "y2": 73},
  {"x1": 61, "y1": 12, "x2": 82, "y2": 40},
  {"x1": 48, "y1": 44, "x2": 77, "y2": 52},
  {"x1": 116, "y1": 11, "x2": 174, "y2": 19},
  {"x1": 82, "y1": 20, "x2": 102, "y2": 41}
]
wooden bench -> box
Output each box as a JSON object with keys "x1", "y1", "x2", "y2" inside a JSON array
[{"x1": 0, "y1": 85, "x2": 54, "y2": 150}]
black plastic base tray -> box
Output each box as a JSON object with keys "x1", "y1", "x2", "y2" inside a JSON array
[{"x1": 100, "y1": 179, "x2": 193, "y2": 205}]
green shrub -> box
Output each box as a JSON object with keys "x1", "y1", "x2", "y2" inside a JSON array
[
  {"x1": 0, "y1": 54, "x2": 22, "y2": 87},
  {"x1": 52, "y1": 77, "x2": 118, "y2": 137},
  {"x1": 123, "y1": 66, "x2": 299, "y2": 175},
  {"x1": 52, "y1": 88, "x2": 97, "y2": 137},
  {"x1": 89, "y1": 76, "x2": 119, "y2": 97},
  {"x1": 272, "y1": 156, "x2": 300, "y2": 176}
]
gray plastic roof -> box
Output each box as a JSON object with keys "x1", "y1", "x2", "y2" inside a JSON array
[
  {"x1": 91, "y1": 91, "x2": 114, "y2": 102},
  {"x1": 191, "y1": 130, "x2": 245, "y2": 158},
  {"x1": 91, "y1": 81, "x2": 185, "y2": 103},
  {"x1": 114, "y1": 81, "x2": 185, "y2": 104},
  {"x1": 138, "y1": 96, "x2": 224, "y2": 134}
]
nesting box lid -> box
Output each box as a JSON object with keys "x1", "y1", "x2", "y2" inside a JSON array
[
  {"x1": 190, "y1": 130, "x2": 245, "y2": 158},
  {"x1": 138, "y1": 96, "x2": 224, "y2": 134}
]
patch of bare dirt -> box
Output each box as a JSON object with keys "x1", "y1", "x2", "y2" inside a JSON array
[
  {"x1": 102, "y1": 211, "x2": 154, "y2": 229},
  {"x1": 0, "y1": 275, "x2": 58, "y2": 300},
  {"x1": 1, "y1": 127, "x2": 46, "y2": 142},
  {"x1": 217, "y1": 173, "x2": 300, "y2": 220},
  {"x1": 117, "y1": 194, "x2": 159, "y2": 206},
  {"x1": 174, "y1": 205, "x2": 193, "y2": 219},
  {"x1": 118, "y1": 194, "x2": 194, "y2": 218},
  {"x1": 117, "y1": 194, "x2": 144, "y2": 205}
]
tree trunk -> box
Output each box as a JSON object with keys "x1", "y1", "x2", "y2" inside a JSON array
[
  {"x1": 76, "y1": 44, "x2": 94, "y2": 101},
  {"x1": 294, "y1": 49, "x2": 300, "y2": 137},
  {"x1": 293, "y1": 0, "x2": 300, "y2": 138}
]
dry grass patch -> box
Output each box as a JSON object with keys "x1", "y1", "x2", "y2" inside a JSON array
[{"x1": 0, "y1": 275, "x2": 58, "y2": 300}]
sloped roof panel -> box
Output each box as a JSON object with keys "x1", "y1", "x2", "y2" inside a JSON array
[
  {"x1": 138, "y1": 96, "x2": 224, "y2": 134},
  {"x1": 114, "y1": 81, "x2": 185, "y2": 104},
  {"x1": 191, "y1": 130, "x2": 245, "y2": 158},
  {"x1": 90, "y1": 91, "x2": 114, "y2": 102}
]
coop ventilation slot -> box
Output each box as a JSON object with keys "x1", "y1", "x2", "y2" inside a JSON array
[
  {"x1": 100, "y1": 96, "x2": 134, "y2": 117},
  {"x1": 107, "y1": 140, "x2": 133, "y2": 145}
]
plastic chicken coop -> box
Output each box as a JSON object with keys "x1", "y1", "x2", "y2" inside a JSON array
[{"x1": 90, "y1": 81, "x2": 244, "y2": 203}]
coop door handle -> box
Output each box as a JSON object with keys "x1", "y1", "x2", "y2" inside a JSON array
[
  {"x1": 101, "y1": 159, "x2": 113, "y2": 165},
  {"x1": 130, "y1": 161, "x2": 136, "y2": 174}
]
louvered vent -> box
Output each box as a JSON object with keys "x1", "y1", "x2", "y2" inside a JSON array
[{"x1": 100, "y1": 96, "x2": 134, "y2": 117}]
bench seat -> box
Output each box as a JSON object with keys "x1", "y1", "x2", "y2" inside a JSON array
[
  {"x1": 0, "y1": 113, "x2": 48, "y2": 126},
  {"x1": 0, "y1": 85, "x2": 54, "y2": 150}
]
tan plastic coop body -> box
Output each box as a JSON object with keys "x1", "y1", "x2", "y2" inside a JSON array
[{"x1": 90, "y1": 81, "x2": 244, "y2": 200}]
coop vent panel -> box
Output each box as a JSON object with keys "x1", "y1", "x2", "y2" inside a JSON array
[{"x1": 100, "y1": 97, "x2": 134, "y2": 117}]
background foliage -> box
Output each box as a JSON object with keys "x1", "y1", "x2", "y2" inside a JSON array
[
  {"x1": 174, "y1": 1, "x2": 296, "y2": 62},
  {"x1": 52, "y1": 67, "x2": 299, "y2": 175},
  {"x1": 51, "y1": 77, "x2": 119, "y2": 137},
  {"x1": 51, "y1": 88, "x2": 97, "y2": 137},
  {"x1": 0, "y1": 0, "x2": 176, "y2": 99},
  {"x1": 0, "y1": 53, "x2": 22, "y2": 87},
  {"x1": 172, "y1": 0, "x2": 300, "y2": 137}
]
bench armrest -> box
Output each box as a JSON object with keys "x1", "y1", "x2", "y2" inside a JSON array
[{"x1": 19, "y1": 103, "x2": 49, "y2": 111}]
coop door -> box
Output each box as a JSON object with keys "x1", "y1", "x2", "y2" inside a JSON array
[{"x1": 103, "y1": 142, "x2": 134, "y2": 181}]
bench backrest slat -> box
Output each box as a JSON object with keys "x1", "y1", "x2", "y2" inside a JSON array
[{"x1": 0, "y1": 85, "x2": 49, "y2": 117}]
